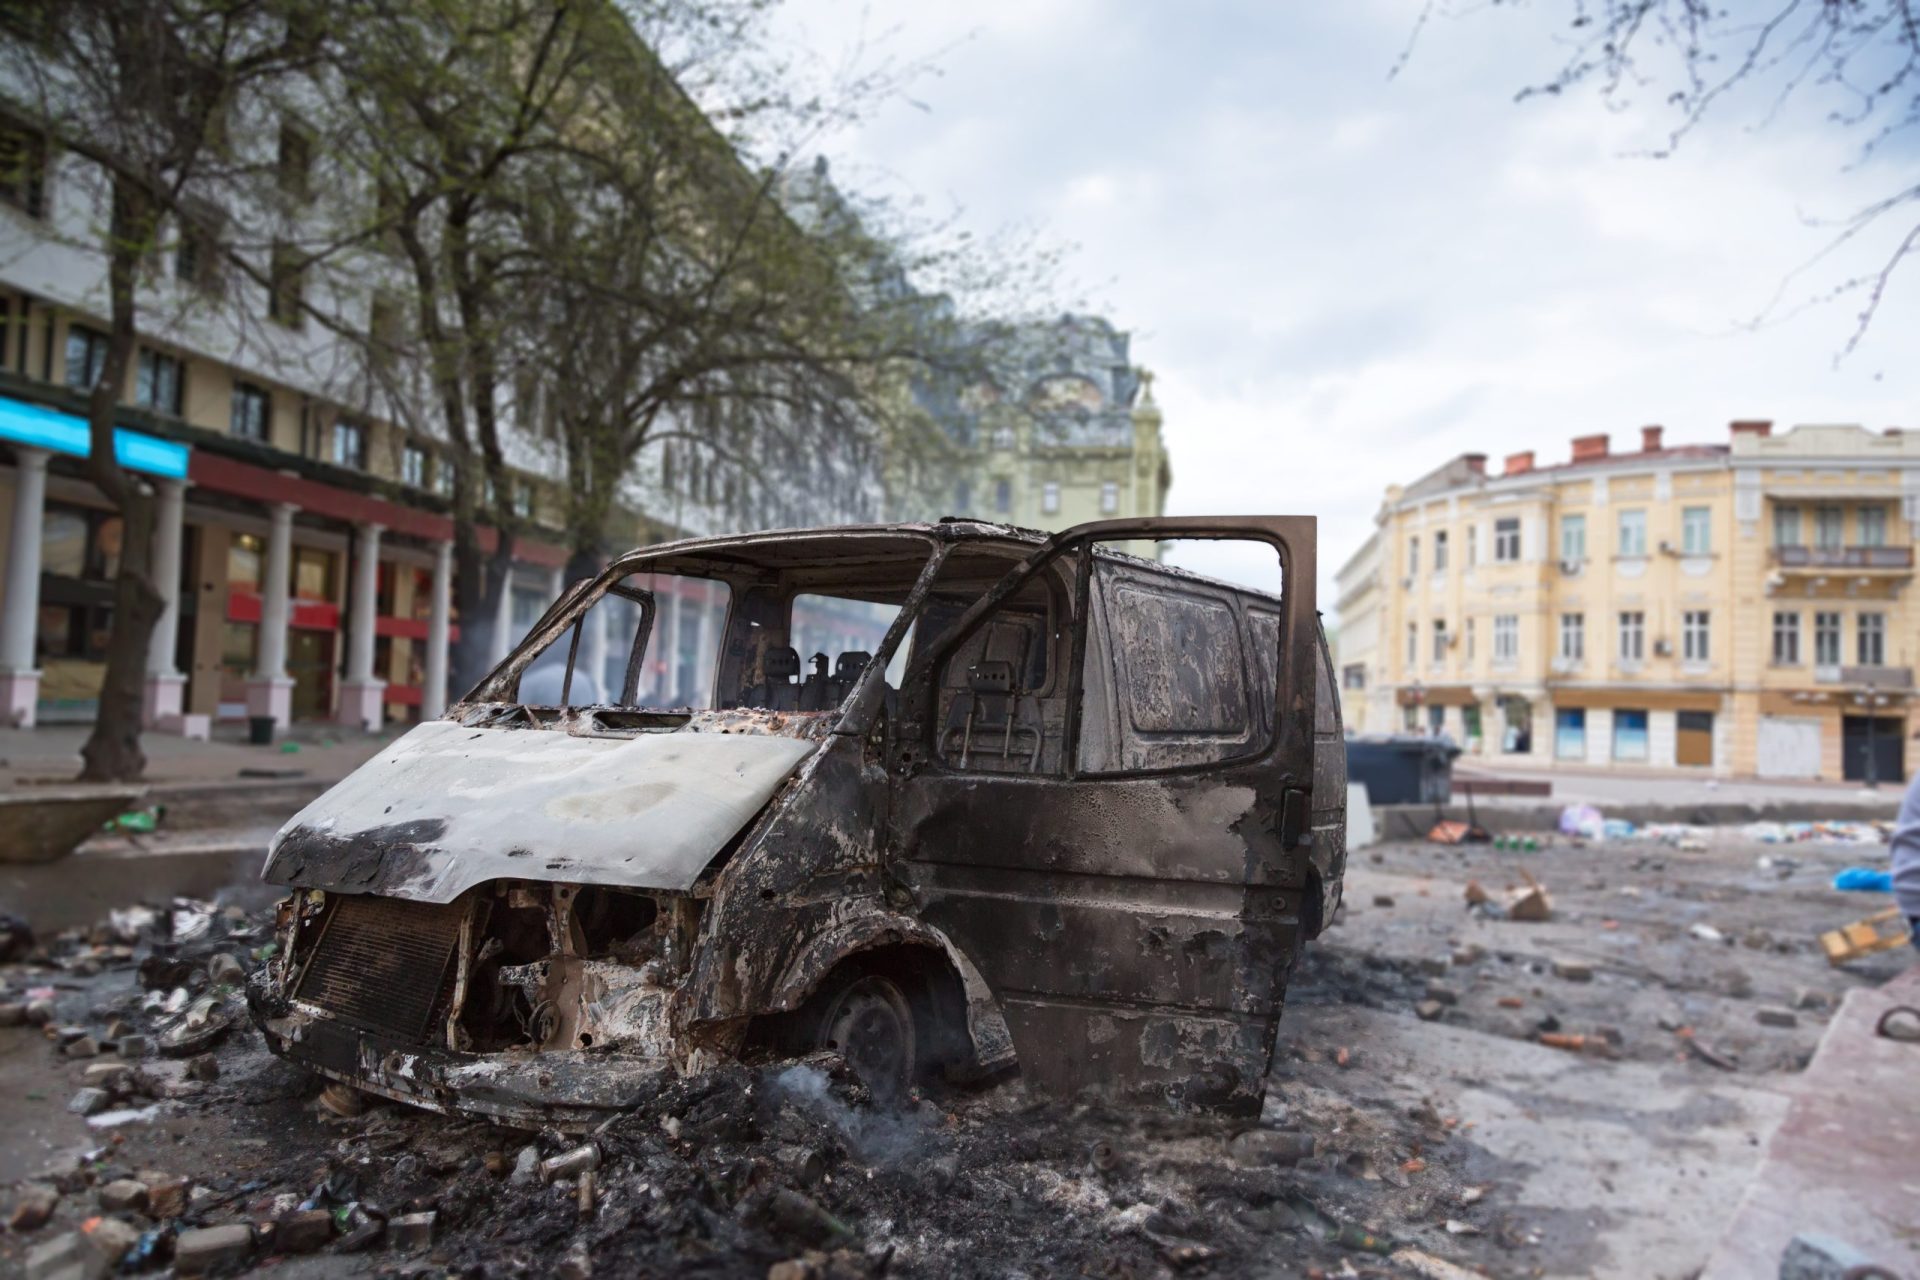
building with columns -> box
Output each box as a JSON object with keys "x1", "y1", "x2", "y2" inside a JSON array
[{"x1": 1335, "y1": 421, "x2": 1920, "y2": 784}]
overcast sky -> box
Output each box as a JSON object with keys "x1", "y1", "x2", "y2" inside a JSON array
[{"x1": 769, "y1": 0, "x2": 1919, "y2": 612}]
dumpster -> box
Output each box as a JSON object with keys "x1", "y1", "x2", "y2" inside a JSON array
[{"x1": 1344, "y1": 735, "x2": 1460, "y2": 806}]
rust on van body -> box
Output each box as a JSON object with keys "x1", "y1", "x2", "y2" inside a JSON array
[{"x1": 248, "y1": 518, "x2": 1345, "y2": 1129}]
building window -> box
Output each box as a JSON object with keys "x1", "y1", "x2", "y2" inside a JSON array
[
  {"x1": 174, "y1": 212, "x2": 221, "y2": 293},
  {"x1": 1407, "y1": 536, "x2": 1419, "y2": 576},
  {"x1": 513, "y1": 481, "x2": 534, "y2": 519},
  {"x1": 1559, "y1": 612, "x2": 1584, "y2": 663},
  {"x1": 402, "y1": 442, "x2": 428, "y2": 489},
  {"x1": 1432, "y1": 619, "x2": 1447, "y2": 663},
  {"x1": 0, "y1": 121, "x2": 50, "y2": 218},
  {"x1": 1040, "y1": 482, "x2": 1060, "y2": 514},
  {"x1": 268, "y1": 242, "x2": 304, "y2": 328},
  {"x1": 1433, "y1": 530, "x2": 1449, "y2": 571},
  {"x1": 991, "y1": 426, "x2": 1015, "y2": 451},
  {"x1": 1618, "y1": 610, "x2": 1645, "y2": 663},
  {"x1": 294, "y1": 547, "x2": 333, "y2": 601},
  {"x1": 1464, "y1": 617, "x2": 1475, "y2": 660},
  {"x1": 1465, "y1": 525, "x2": 1478, "y2": 566},
  {"x1": 230, "y1": 382, "x2": 270, "y2": 441},
  {"x1": 1617, "y1": 509, "x2": 1647, "y2": 557},
  {"x1": 1815, "y1": 505, "x2": 1843, "y2": 551},
  {"x1": 1815, "y1": 610, "x2": 1842, "y2": 666},
  {"x1": 1494, "y1": 517, "x2": 1520, "y2": 562},
  {"x1": 1100, "y1": 480, "x2": 1120, "y2": 514},
  {"x1": 1682, "y1": 610, "x2": 1710, "y2": 663},
  {"x1": 1342, "y1": 664, "x2": 1366, "y2": 690},
  {"x1": 1560, "y1": 514, "x2": 1586, "y2": 563},
  {"x1": 1681, "y1": 506, "x2": 1711, "y2": 555},
  {"x1": 134, "y1": 350, "x2": 184, "y2": 416},
  {"x1": 1406, "y1": 622, "x2": 1417, "y2": 666},
  {"x1": 1859, "y1": 505, "x2": 1887, "y2": 548},
  {"x1": 227, "y1": 533, "x2": 263, "y2": 591},
  {"x1": 1858, "y1": 612, "x2": 1886, "y2": 666},
  {"x1": 1771, "y1": 611, "x2": 1800, "y2": 665},
  {"x1": 1493, "y1": 614, "x2": 1518, "y2": 664},
  {"x1": 434, "y1": 456, "x2": 455, "y2": 497},
  {"x1": 1773, "y1": 503, "x2": 1802, "y2": 547},
  {"x1": 331, "y1": 420, "x2": 367, "y2": 470},
  {"x1": 277, "y1": 121, "x2": 312, "y2": 198},
  {"x1": 1613, "y1": 709, "x2": 1650, "y2": 762},
  {"x1": 990, "y1": 478, "x2": 1011, "y2": 513},
  {"x1": 63, "y1": 325, "x2": 110, "y2": 392}
]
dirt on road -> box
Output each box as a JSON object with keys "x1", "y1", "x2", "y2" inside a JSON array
[{"x1": 0, "y1": 829, "x2": 1908, "y2": 1279}]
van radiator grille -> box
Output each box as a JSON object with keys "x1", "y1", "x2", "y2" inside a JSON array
[{"x1": 295, "y1": 895, "x2": 462, "y2": 1043}]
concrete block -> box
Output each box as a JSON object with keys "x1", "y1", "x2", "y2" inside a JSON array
[
  {"x1": 174, "y1": 1224, "x2": 253, "y2": 1275},
  {"x1": 390, "y1": 1210, "x2": 436, "y2": 1251},
  {"x1": 66, "y1": 1088, "x2": 109, "y2": 1117},
  {"x1": 275, "y1": 1208, "x2": 333, "y2": 1254},
  {"x1": 1779, "y1": 1232, "x2": 1873, "y2": 1280},
  {"x1": 96, "y1": 1179, "x2": 148, "y2": 1214}
]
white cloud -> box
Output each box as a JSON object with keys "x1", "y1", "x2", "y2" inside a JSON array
[{"x1": 771, "y1": 0, "x2": 1920, "y2": 606}]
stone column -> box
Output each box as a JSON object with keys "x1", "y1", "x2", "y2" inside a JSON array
[
  {"x1": 490, "y1": 564, "x2": 515, "y2": 666},
  {"x1": 141, "y1": 478, "x2": 189, "y2": 729},
  {"x1": 336, "y1": 522, "x2": 385, "y2": 732},
  {"x1": 0, "y1": 447, "x2": 49, "y2": 727},
  {"x1": 244, "y1": 502, "x2": 298, "y2": 733},
  {"x1": 422, "y1": 540, "x2": 452, "y2": 719}
]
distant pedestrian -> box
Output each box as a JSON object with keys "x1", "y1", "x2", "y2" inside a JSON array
[{"x1": 1889, "y1": 770, "x2": 1920, "y2": 953}]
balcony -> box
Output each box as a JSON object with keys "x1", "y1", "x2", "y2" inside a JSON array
[
  {"x1": 1813, "y1": 665, "x2": 1913, "y2": 688},
  {"x1": 1772, "y1": 545, "x2": 1913, "y2": 571}
]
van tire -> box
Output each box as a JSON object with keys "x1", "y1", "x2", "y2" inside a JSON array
[{"x1": 782, "y1": 948, "x2": 971, "y2": 1099}]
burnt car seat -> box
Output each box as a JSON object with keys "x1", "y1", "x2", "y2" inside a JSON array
[
  {"x1": 755, "y1": 645, "x2": 802, "y2": 710},
  {"x1": 940, "y1": 659, "x2": 1043, "y2": 770},
  {"x1": 831, "y1": 650, "x2": 872, "y2": 705}
]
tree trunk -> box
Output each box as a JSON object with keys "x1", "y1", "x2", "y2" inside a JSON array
[{"x1": 77, "y1": 177, "x2": 161, "y2": 782}]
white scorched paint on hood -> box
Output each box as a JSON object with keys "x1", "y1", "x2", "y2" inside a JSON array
[{"x1": 262, "y1": 719, "x2": 816, "y2": 901}]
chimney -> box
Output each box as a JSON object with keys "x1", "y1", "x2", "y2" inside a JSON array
[
  {"x1": 1730, "y1": 419, "x2": 1773, "y2": 439},
  {"x1": 1463, "y1": 453, "x2": 1487, "y2": 476},
  {"x1": 1504, "y1": 450, "x2": 1534, "y2": 476},
  {"x1": 1640, "y1": 425, "x2": 1664, "y2": 452},
  {"x1": 1570, "y1": 433, "x2": 1609, "y2": 463}
]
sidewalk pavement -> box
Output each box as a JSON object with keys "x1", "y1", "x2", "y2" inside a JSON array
[
  {"x1": 1459, "y1": 758, "x2": 1905, "y2": 808},
  {"x1": 0, "y1": 723, "x2": 391, "y2": 791}
]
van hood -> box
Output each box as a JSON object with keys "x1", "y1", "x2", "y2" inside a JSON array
[{"x1": 262, "y1": 719, "x2": 816, "y2": 902}]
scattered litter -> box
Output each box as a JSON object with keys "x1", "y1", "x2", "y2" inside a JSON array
[
  {"x1": 1832, "y1": 867, "x2": 1894, "y2": 893},
  {"x1": 88, "y1": 1104, "x2": 165, "y2": 1128},
  {"x1": 1392, "y1": 1247, "x2": 1484, "y2": 1279},
  {"x1": 1689, "y1": 923, "x2": 1727, "y2": 944},
  {"x1": 1745, "y1": 820, "x2": 1888, "y2": 846},
  {"x1": 1505, "y1": 872, "x2": 1553, "y2": 922},
  {"x1": 1558, "y1": 804, "x2": 1604, "y2": 839},
  {"x1": 1819, "y1": 908, "x2": 1913, "y2": 965}
]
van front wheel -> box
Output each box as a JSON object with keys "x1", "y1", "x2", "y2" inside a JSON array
[{"x1": 810, "y1": 971, "x2": 917, "y2": 1101}]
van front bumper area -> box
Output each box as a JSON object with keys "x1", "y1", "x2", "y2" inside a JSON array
[{"x1": 248, "y1": 978, "x2": 670, "y2": 1131}]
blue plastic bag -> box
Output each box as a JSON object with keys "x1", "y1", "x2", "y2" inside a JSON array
[{"x1": 1832, "y1": 867, "x2": 1893, "y2": 893}]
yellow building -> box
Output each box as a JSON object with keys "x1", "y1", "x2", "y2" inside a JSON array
[{"x1": 1334, "y1": 422, "x2": 1920, "y2": 783}]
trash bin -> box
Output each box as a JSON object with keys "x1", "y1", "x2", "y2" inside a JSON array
[
  {"x1": 248, "y1": 715, "x2": 276, "y2": 746},
  {"x1": 1344, "y1": 735, "x2": 1460, "y2": 806}
]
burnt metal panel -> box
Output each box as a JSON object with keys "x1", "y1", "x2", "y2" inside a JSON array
[{"x1": 295, "y1": 895, "x2": 463, "y2": 1042}]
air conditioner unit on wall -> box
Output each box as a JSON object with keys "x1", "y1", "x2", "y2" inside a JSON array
[
  {"x1": 1559, "y1": 559, "x2": 1582, "y2": 575},
  {"x1": 1653, "y1": 639, "x2": 1673, "y2": 657}
]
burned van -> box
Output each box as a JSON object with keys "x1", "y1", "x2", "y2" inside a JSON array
[{"x1": 249, "y1": 517, "x2": 1345, "y2": 1127}]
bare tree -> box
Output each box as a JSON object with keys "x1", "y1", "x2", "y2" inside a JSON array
[
  {"x1": 0, "y1": 0, "x2": 315, "y2": 780},
  {"x1": 1403, "y1": 0, "x2": 1920, "y2": 351}
]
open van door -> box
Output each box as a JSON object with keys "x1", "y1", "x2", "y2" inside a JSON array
[{"x1": 888, "y1": 517, "x2": 1329, "y2": 1113}]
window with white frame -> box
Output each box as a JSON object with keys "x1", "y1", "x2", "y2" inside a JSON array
[
  {"x1": 230, "y1": 382, "x2": 270, "y2": 442},
  {"x1": 1771, "y1": 611, "x2": 1800, "y2": 665},
  {"x1": 1859, "y1": 505, "x2": 1887, "y2": 547},
  {"x1": 1858, "y1": 612, "x2": 1886, "y2": 666},
  {"x1": 1681, "y1": 506, "x2": 1711, "y2": 555},
  {"x1": 1407, "y1": 536, "x2": 1419, "y2": 576},
  {"x1": 402, "y1": 443, "x2": 428, "y2": 489},
  {"x1": 135, "y1": 350, "x2": 185, "y2": 416},
  {"x1": 1618, "y1": 610, "x2": 1645, "y2": 663},
  {"x1": 1432, "y1": 619, "x2": 1448, "y2": 663},
  {"x1": 1465, "y1": 525, "x2": 1478, "y2": 566},
  {"x1": 1464, "y1": 617, "x2": 1475, "y2": 660},
  {"x1": 1433, "y1": 530, "x2": 1448, "y2": 571},
  {"x1": 1559, "y1": 612, "x2": 1584, "y2": 663},
  {"x1": 1617, "y1": 509, "x2": 1647, "y2": 557},
  {"x1": 1492, "y1": 614, "x2": 1518, "y2": 664},
  {"x1": 1407, "y1": 622, "x2": 1418, "y2": 666},
  {"x1": 331, "y1": 420, "x2": 367, "y2": 470},
  {"x1": 1041, "y1": 482, "x2": 1060, "y2": 514},
  {"x1": 1682, "y1": 610, "x2": 1710, "y2": 662},
  {"x1": 1493, "y1": 518, "x2": 1520, "y2": 562},
  {"x1": 1560, "y1": 514, "x2": 1586, "y2": 563},
  {"x1": 1815, "y1": 610, "x2": 1842, "y2": 665},
  {"x1": 1099, "y1": 480, "x2": 1120, "y2": 514},
  {"x1": 1773, "y1": 503, "x2": 1801, "y2": 547}
]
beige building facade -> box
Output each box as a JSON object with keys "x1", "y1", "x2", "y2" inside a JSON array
[{"x1": 1335, "y1": 421, "x2": 1920, "y2": 783}]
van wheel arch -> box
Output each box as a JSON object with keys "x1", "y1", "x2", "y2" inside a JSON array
[{"x1": 764, "y1": 944, "x2": 973, "y2": 1091}]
